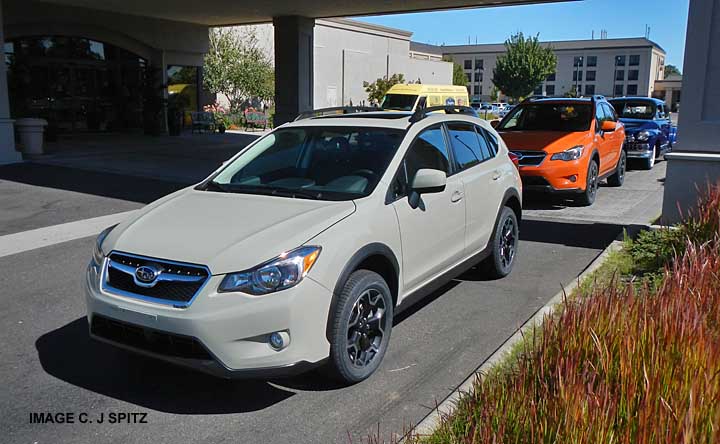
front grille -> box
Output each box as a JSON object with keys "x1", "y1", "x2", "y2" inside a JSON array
[
  {"x1": 91, "y1": 315, "x2": 212, "y2": 360},
  {"x1": 510, "y1": 150, "x2": 547, "y2": 167},
  {"x1": 103, "y1": 252, "x2": 209, "y2": 307}
]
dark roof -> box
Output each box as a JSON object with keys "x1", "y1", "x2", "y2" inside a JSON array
[
  {"x1": 419, "y1": 37, "x2": 665, "y2": 55},
  {"x1": 410, "y1": 41, "x2": 444, "y2": 55}
]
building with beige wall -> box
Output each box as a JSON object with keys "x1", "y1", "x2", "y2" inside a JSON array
[{"x1": 415, "y1": 37, "x2": 666, "y2": 101}]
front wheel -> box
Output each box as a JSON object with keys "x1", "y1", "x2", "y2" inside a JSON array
[
  {"x1": 327, "y1": 270, "x2": 393, "y2": 384},
  {"x1": 574, "y1": 159, "x2": 599, "y2": 206},
  {"x1": 640, "y1": 146, "x2": 657, "y2": 170},
  {"x1": 481, "y1": 207, "x2": 519, "y2": 279}
]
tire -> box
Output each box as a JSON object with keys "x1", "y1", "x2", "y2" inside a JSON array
[
  {"x1": 574, "y1": 159, "x2": 599, "y2": 206},
  {"x1": 607, "y1": 150, "x2": 626, "y2": 187},
  {"x1": 481, "y1": 207, "x2": 519, "y2": 279},
  {"x1": 640, "y1": 146, "x2": 657, "y2": 170},
  {"x1": 327, "y1": 270, "x2": 393, "y2": 384}
]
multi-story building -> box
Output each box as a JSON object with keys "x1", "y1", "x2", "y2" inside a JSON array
[{"x1": 413, "y1": 37, "x2": 667, "y2": 102}]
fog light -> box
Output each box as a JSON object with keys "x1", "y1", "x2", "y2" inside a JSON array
[
  {"x1": 568, "y1": 175, "x2": 577, "y2": 183},
  {"x1": 269, "y1": 331, "x2": 290, "y2": 350}
]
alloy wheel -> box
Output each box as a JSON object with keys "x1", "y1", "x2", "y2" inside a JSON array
[
  {"x1": 499, "y1": 217, "x2": 517, "y2": 269},
  {"x1": 588, "y1": 162, "x2": 599, "y2": 199},
  {"x1": 346, "y1": 289, "x2": 387, "y2": 368}
]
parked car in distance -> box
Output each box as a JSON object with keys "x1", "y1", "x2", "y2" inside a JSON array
[
  {"x1": 381, "y1": 84, "x2": 470, "y2": 111},
  {"x1": 498, "y1": 104, "x2": 515, "y2": 118},
  {"x1": 493, "y1": 95, "x2": 626, "y2": 206},
  {"x1": 86, "y1": 106, "x2": 522, "y2": 384},
  {"x1": 608, "y1": 97, "x2": 677, "y2": 170}
]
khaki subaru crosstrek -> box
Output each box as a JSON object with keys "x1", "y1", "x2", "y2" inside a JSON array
[{"x1": 86, "y1": 106, "x2": 522, "y2": 384}]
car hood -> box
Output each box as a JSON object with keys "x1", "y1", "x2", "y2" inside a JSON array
[
  {"x1": 619, "y1": 118, "x2": 660, "y2": 132},
  {"x1": 104, "y1": 188, "x2": 356, "y2": 275},
  {"x1": 499, "y1": 130, "x2": 593, "y2": 153}
]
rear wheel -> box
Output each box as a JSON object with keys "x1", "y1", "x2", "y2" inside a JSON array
[
  {"x1": 574, "y1": 159, "x2": 599, "y2": 206},
  {"x1": 327, "y1": 270, "x2": 393, "y2": 384},
  {"x1": 607, "y1": 150, "x2": 626, "y2": 187},
  {"x1": 481, "y1": 207, "x2": 519, "y2": 279}
]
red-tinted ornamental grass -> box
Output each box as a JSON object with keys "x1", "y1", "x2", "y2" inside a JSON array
[{"x1": 422, "y1": 185, "x2": 720, "y2": 444}]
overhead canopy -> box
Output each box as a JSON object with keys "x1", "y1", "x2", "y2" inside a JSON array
[{"x1": 35, "y1": 0, "x2": 575, "y2": 26}]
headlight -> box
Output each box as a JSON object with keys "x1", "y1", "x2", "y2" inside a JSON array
[
  {"x1": 551, "y1": 145, "x2": 584, "y2": 161},
  {"x1": 636, "y1": 130, "x2": 651, "y2": 142},
  {"x1": 92, "y1": 224, "x2": 117, "y2": 266},
  {"x1": 219, "y1": 246, "x2": 321, "y2": 295}
]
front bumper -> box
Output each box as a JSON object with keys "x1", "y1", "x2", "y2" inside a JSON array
[
  {"x1": 518, "y1": 158, "x2": 585, "y2": 193},
  {"x1": 625, "y1": 142, "x2": 653, "y2": 159},
  {"x1": 85, "y1": 260, "x2": 333, "y2": 378}
]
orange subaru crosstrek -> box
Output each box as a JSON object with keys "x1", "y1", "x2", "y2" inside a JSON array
[{"x1": 493, "y1": 96, "x2": 626, "y2": 206}]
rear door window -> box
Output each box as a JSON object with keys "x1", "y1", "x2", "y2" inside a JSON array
[{"x1": 447, "y1": 122, "x2": 482, "y2": 171}]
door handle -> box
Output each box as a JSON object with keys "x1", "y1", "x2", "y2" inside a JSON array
[
  {"x1": 451, "y1": 190, "x2": 464, "y2": 203},
  {"x1": 492, "y1": 170, "x2": 502, "y2": 181}
]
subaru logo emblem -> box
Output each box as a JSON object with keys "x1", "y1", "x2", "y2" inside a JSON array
[{"x1": 135, "y1": 265, "x2": 161, "y2": 284}]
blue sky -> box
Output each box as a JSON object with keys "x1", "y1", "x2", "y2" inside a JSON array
[{"x1": 359, "y1": 0, "x2": 689, "y2": 69}]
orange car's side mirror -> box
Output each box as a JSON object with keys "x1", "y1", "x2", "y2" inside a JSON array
[
  {"x1": 601, "y1": 120, "x2": 617, "y2": 132},
  {"x1": 490, "y1": 120, "x2": 500, "y2": 129}
]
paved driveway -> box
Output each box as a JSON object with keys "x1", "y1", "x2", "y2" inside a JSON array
[{"x1": 0, "y1": 150, "x2": 668, "y2": 443}]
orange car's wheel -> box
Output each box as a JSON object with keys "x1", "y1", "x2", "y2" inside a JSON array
[{"x1": 574, "y1": 159, "x2": 599, "y2": 206}]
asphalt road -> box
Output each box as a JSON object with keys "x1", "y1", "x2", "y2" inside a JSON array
[{"x1": 0, "y1": 158, "x2": 668, "y2": 444}]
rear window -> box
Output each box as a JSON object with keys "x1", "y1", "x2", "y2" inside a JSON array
[
  {"x1": 498, "y1": 103, "x2": 593, "y2": 132},
  {"x1": 381, "y1": 94, "x2": 418, "y2": 111}
]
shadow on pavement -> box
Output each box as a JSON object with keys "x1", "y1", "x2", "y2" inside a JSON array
[
  {"x1": 520, "y1": 218, "x2": 622, "y2": 249},
  {"x1": 36, "y1": 318, "x2": 296, "y2": 414},
  {"x1": 0, "y1": 163, "x2": 186, "y2": 204}
]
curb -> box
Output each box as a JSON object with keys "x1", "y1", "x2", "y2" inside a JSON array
[{"x1": 407, "y1": 238, "x2": 624, "y2": 439}]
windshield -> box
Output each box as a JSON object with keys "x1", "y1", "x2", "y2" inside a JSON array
[
  {"x1": 206, "y1": 127, "x2": 404, "y2": 200},
  {"x1": 610, "y1": 101, "x2": 656, "y2": 120},
  {"x1": 498, "y1": 103, "x2": 592, "y2": 132},
  {"x1": 381, "y1": 94, "x2": 418, "y2": 111}
]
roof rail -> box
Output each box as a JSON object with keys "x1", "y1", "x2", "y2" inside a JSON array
[
  {"x1": 294, "y1": 106, "x2": 380, "y2": 121},
  {"x1": 593, "y1": 95, "x2": 606, "y2": 102},
  {"x1": 409, "y1": 105, "x2": 478, "y2": 123}
]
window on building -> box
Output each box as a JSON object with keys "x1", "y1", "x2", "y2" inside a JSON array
[
  {"x1": 545, "y1": 85, "x2": 555, "y2": 96},
  {"x1": 475, "y1": 59, "x2": 484, "y2": 70},
  {"x1": 534, "y1": 85, "x2": 543, "y2": 95},
  {"x1": 464, "y1": 60, "x2": 472, "y2": 70},
  {"x1": 586, "y1": 70, "x2": 596, "y2": 81},
  {"x1": 629, "y1": 54, "x2": 640, "y2": 66},
  {"x1": 474, "y1": 72, "x2": 482, "y2": 82},
  {"x1": 466, "y1": 73, "x2": 472, "y2": 82},
  {"x1": 573, "y1": 71, "x2": 583, "y2": 81},
  {"x1": 615, "y1": 70, "x2": 625, "y2": 81},
  {"x1": 574, "y1": 56, "x2": 584, "y2": 67},
  {"x1": 546, "y1": 72, "x2": 556, "y2": 82},
  {"x1": 627, "y1": 84, "x2": 638, "y2": 95},
  {"x1": 614, "y1": 84, "x2": 624, "y2": 96},
  {"x1": 473, "y1": 85, "x2": 480, "y2": 96},
  {"x1": 615, "y1": 55, "x2": 626, "y2": 66},
  {"x1": 628, "y1": 69, "x2": 639, "y2": 81},
  {"x1": 586, "y1": 56, "x2": 597, "y2": 67},
  {"x1": 585, "y1": 84, "x2": 595, "y2": 95}
]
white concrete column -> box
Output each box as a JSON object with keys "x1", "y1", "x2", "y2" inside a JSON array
[
  {"x1": 273, "y1": 16, "x2": 314, "y2": 125},
  {"x1": 0, "y1": 0, "x2": 22, "y2": 164},
  {"x1": 662, "y1": 0, "x2": 720, "y2": 222}
]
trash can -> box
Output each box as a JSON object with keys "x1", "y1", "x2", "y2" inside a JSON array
[{"x1": 15, "y1": 118, "x2": 48, "y2": 155}]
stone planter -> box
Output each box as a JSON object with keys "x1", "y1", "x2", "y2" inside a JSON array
[{"x1": 15, "y1": 118, "x2": 48, "y2": 154}]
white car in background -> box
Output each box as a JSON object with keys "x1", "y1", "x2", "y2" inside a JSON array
[{"x1": 85, "y1": 106, "x2": 522, "y2": 384}]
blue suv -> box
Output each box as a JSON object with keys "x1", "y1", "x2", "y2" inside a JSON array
[{"x1": 608, "y1": 97, "x2": 677, "y2": 170}]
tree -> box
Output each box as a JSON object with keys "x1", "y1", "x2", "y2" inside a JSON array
[
  {"x1": 363, "y1": 73, "x2": 406, "y2": 105},
  {"x1": 664, "y1": 64, "x2": 681, "y2": 78},
  {"x1": 492, "y1": 32, "x2": 557, "y2": 101},
  {"x1": 203, "y1": 27, "x2": 274, "y2": 112},
  {"x1": 443, "y1": 56, "x2": 468, "y2": 87}
]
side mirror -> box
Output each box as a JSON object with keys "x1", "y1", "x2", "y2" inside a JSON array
[
  {"x1": 601, "y1": 120, "x2": 617, "y2": 132},
  {"x1": 490, "y1": 120, "x2": 500, "y2": 129},
  {"x1": 411, "y1": 169, "x2": 447, "y2": 194}
]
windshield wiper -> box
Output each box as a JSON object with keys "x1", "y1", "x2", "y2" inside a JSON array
[
  {"x1": 203, "y1": 180, "x2": 229, "y2": 192},
  {"x1": 267, "y1": 187, "x2": 323, "y2": 200},
  {"x1": 209, "y1": 183, "x2": 323, "y2": 200}
]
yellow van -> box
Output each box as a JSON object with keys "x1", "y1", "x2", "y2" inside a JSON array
[{"x1": 380, "y1": 84, "x2": 470, "y2": 111}]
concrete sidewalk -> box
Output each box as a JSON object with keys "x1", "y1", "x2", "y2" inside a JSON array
[{"x1": 32, "y1": 131, "x2": 260, "y2": 184}]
